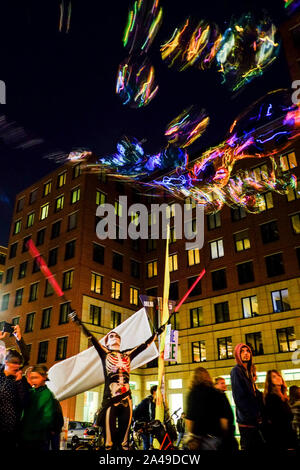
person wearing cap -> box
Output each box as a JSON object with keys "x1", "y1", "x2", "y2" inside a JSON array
[
  {"x1": 69, "y1": 311, "x2": 165, "y2": 450},
  {"x1": 230, "y1": 343, "x2": 265, "y2": 451},
  {"x1": 0, "y1": 326, "x2": 30, "y2": 449},
  {"x1": 20, "y1": 365, "x2": 58, "y2": 450}
]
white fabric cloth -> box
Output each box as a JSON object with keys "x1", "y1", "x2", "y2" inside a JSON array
[{"x1": 47, "y1": 308, "x2": 158, "y2": 401}]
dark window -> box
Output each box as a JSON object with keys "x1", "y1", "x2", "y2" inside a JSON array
[
  {"x1": 36, "y1": 228, "x2": 46, "y2": 246},
  {"x1": 0, "y1": 253, "x2": 6, "y2": 265},
  {"x1": 187, "y1": 276, "x2": 202, "y2": 296},
  {"x1": 63, "y1": 270, "x2": 73, "y2": 290},
  {"x1": 112, "y1": 252, "x2": 123, "y2": 272},
  {"x1": 271, "y1": 289, "x2": 290, "y2": 313},
  {"x1": 28, "y1": 283, "x2": 39, "y2": 302},
  {"x1": 212, "y1": 269, "x2": 227, "y2": 291},
  {"x1": 297, "y1": 247, "x2": 300, "y2": 269},
  {"x1": 48, "y1": 248, "x2": 58, "y2": 267},
  {"x1": 0, "y1": 272, "x2": 3, "y2": 283},
  {"x1": 169, "y1": 281, "x2": 179, "y2": 300},
  {"x1": 146, "y1": 287, "x2": 158, "y2": 297},
  {"x1": 132, "y1": 239, "x2": 140, "y2": 251},
  {"x1": 32, "y1": 257, "x2": 41, "y2": 273},
  {"x1": 55, "y1": 337, "x2": 68, "y2": 361},
  {"x1": 214, "y1": 301, "x2": 230, "y2": 323},
  {"x1": 29, "y1": 189, "x2": 38, "y2": 205},
  {"x1": 217, "y1": 337, "x2": 233, "y2": 359},
  {"x1": 265, "y1": 253, "x2": 285, "y2": 277},
  {"x1": 116, "y1": 225, "x2": 124, "y2": 244},
  {"x1": 147, "y1": 239, "x2": 157, "y2": 251},
  {"x1": 12, "y1": 317, "x2": 20, "y2": 326},
  {"x1": 146, "y1": 358, "x2": 158, "y2": 368},
  {"x1": 59, "y1": 302, "x2": 71, "y2": 324},
  {"x1": 9, "y1": 242, "x2": 18, "y2": 259},
  {"x1": 25, "y1": 312, "x2": 35, "y2": 333},
  {"x1": 51, "y1": 221, "x2": 61, "y2": 239},
  {"x1": 93, "y1": 244, "x2": 104, "y2": 264},
  {"x1": 260, "y1": 221, "x2": 279, "y2": 244},
  {"x1": 22, "y1": 236, "x2": 31, "y2": 253},
  {"x1": 131, "y1": 260, "x2": 140, "y2": 278},
  {"x1": 14, "y1": 288, "x2": 23, "y2": 307},
  {"x1": 16, "y1": 197, "x2": 25, "y2": 212},
  {"x1": 277, "y1": 327, "x2": 297, "y2": 352},
  {"x1": 18, "y1": 261, "x2": 27, "y2": 279},
  {"x1": 207, "y1": 212, "x2": 221, "y2": 230},
  {"x1": 291, "y1": 25, "x2": 300, "y2": 48},
  {"x1": 192, "y1": 341, "x2": 206, "y2": 362},
  {"x1": 111, "y1": 311, "x2": 121, "y2": 328},
  {"x1": 190, "y1": 307, "x2": 203, "y2": 327},
  {"x1": 231, "y1": 207, "x2": 246, "y2": 222},
  {"x1": 37, "y1": 341, "x2": 48, "y2": 363},
  {"x1": 44, "y1": 280, "x2": 54, "y2": 297},
  {"x1": 41, "y1": 307, "x2": 52, "y2": 329},
  {"x1": 68, "y1": 212, "x2": 78, "y2": 231},
  {"x1": 90, "y1": 305, "x2": 101, "y2": 326},
  {"x1": 5, "y1": 267, "x2": 14, "y2": 284},
  {"x1": 65, "y1": 240, "x2": 76, "y2": 260},
  {"x1": 237, "y1": 261, "x2": 254, "y2": 284},
  {"x1": 245, "y1": 332, "x2": 264, "y2": 356},
  {"x1": 1, "y1": 293, "x2": 9, "y2": 310}
]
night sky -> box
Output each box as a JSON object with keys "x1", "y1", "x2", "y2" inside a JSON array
[{"x1": 0, "y1": 0, "x2": 293, "y2": 245}]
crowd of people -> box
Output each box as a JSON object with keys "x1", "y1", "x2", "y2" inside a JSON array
[{"x1": 1, "y1": 324, "x2": 299, "y2": 452}]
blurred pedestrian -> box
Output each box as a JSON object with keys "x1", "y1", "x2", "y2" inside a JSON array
[
  {"x1": 230, "y1": 343, "x2": 265, "y2": 451},
  {"x1": 20, "y1": 365, "x2": 57, "y2": 450},
  {"x1": 185, "y1": 367, "x2": 229, "y2": 451},
  {"x1": 133, "y1": 385, "x2": 157, "y2": 450},
  {"x1": 289, "y1": 385, "x2": 300, "y2": 444},
  {"x1": 263, "y1": 370, "x2": 297, "y2": 451},
  {"x1": 214, "y1": 377, "x2": 238, "y2": 452},
  {"x1": 175, "y1": 412, "x2": 186, "y2": 448}
]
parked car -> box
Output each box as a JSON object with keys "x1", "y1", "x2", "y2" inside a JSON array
[{"x1": 67, "y1": 421, "x2": 93, "y2": 446}]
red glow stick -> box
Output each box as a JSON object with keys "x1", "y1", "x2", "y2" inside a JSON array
[
  {"x1": 27, "y1": 239, "x2": 64, "y2": 297},
  {"x1": 174, "y1": 268, "x2": 206, "y2": 313}
]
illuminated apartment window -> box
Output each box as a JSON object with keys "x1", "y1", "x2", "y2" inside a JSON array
[
  {"x1": 169, "y1": 379, "x2": 182, "y2": 389},
  {"x1": 18, "y1": 261, "x2": 28, "y2": 279},
  {"x1": 71, "y1": 187, "x2": 80, "y2": 204},
  {"x1": 111, "y1": 280, "x2": 122, "y2": 300},
  {"x1": 36, "y1": 228, "x2": 46, "y2": 246},
  {"x1": 245, "y1": 332, "x2": 264, "y2": 356},
  {"x1": 217, "y1": 336, "x2": 233, "y2": 360},
  {"x1": 91, "y1": 272, "x2": 103, "y2": 294},
  {"x1": 62, "y1": 270, "x2": 74, "y2": 290},
  {"x1": 210, "y1": 239, "x2": 224, "y2": 259},
  {"x1": 29, "y1": 189, "x2": 38, "y2": 205},
  {"x1": 72, "y1": 163, "x2": 81, "y2": 179},
  {"x1": 130, "y1": 286, "x2": 139, "y2": 305},
  {"x1": 37, "y1": 341, "x2": 48, "y2": 363},
  {"x1": 234, "y1": 230, "x2": 250, "y2": 252},
  {"x1": 55, "y1": 195, "x2": 64, "y2": 212},
  {"x1": 43, "y1": 181, "x2": 52, "y2": 197},
  {"x1": 192, "y1": 341, "x2": 206, "y2": 362},
  {"x1": 259, "y1": 192, "x2": 274, "y2": 211},
  {"x1": 41, "y1": 307, "x2": 52, "y2": 329},
  {"x1": 25, "y1": 312, "x2": 35, "y2": 333},
  {"x1": 147, "y1": 260, "x2": 158, "y2": 278},
  {"x1": 287, "y1": 179, "x2": 300, "y2": 201},
  {"x1": 57, "y1": 171, "x2": 66, "y2": 188},
  {"x1": 90, "y1": 305, "x2": 101, "y2": 326},
  {"x1": 14, "y1": 288, "x2": 23, "y2": 307},
  {"x1": 111, "y1": 311, "x2": 121, "y2": 328},
  {"x1": 169, "y1": 254, "x2": 178, "y2": 272},
  {"x1": 207, "y1": 212, "x2": 221, "y2": 229},
  {"x1": 260, "y1": 220, "x2": 279, "y2": 244},
  {"x1": 277, "y1": 327, "x2": 297, "y2": 352},
  {"x1": 290, "y1": 213, "x2": 300, "y2": 234},
  {"x1": 1, "y1": 293, "x2": 9, "y2": 311},
  {"x1": 13, "y1": 219, "x2": 22, "y2": 234},
  {"x1": 214, "y1": 301, "x2": 229, "y2": 323},
  {"x1": 16, "y1": 197, "x2": 25, "y2": 212},
  {"x1": 59, "y1": 302, "x2": 71, "y2": 324},
  {"x1": 190, "y1": 307, "x2": 203, "y2": 327},
  {"x1": 96, "y1": 190, "x2": 106, "y2": 206},
  {"x1": 265, "y1": 253, "x2": 285, "y2": 277},
  {"x1": 40, "y1": 203, "x2": 49, "y2": 220},
  {"x1": 29, "y1": 282, "x2": 39, "y2": 302},
  {"x1": 242, "y1": 295, "x2": 258, "y2": 318},
  {"x1": 271, "y1": 288, "x2": 290, "y2": 313},
  {"x1": 115, "y1": 200, "x2": 123, "y2": 217},
  {"x1": 55, "y1": 337, "x2": 68, "y2": 361},
  {"x1": 169, "y1": 227, "x2": 177, "y2": 244},
  {"x1": 280, "y1": 151, "x2": 297, "y2": 172},
  {"x1": 26, "y1": 212, "x2": 35, "y2": 228},
  {"x1": 187, "y1": 248, "x2": 200, "y2": 266},
  {"x1": 5, "y1": 267, "x2": 14, "y2": 284}
]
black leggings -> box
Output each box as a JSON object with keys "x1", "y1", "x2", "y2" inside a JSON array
[{"x1": 104, "y1": 398, "x2": 132, "y2": 450}]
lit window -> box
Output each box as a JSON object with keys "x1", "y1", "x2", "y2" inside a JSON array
[
  {"x1": 271, "y1": 288, "x2": 290, "y2": 313},
  {"x1": 96, "y1": 190, "x2": 106, "y2": 206},
  {"x1": 114, "y1": 200, "x2": 123, "y2": 217},
  {"x1": 43, "y1": 181, "x2": 52, "y2": 197},
  {"x1": 192, "y1": 341, "x2": 206, "y2": 362},
  {"x1": 27, "y1": 212, "x2": 35, "y2": 228},
  {"x1": 55, "y1": 195, "x2": 64, "y2": 212},
  {"x1": 188, "y1": 248, "x2": 200, "y2": 266},
  {"x1": 91, "y1": 272, "x2": 103, "y2": 294},
  {"x1": 287, "y1": 180, "x2": 300, "y2": 202},
  {"x1": 253, "y1": 164, "x2": 268, "y2": 181},
  {"x1": 111, "y1": 280, "x2": 122, "y2": 300},
  {"x1": 277, "y1": 327, "x2": 297, "y2": 352},
  {"x1": 72, "y1": 164, "x2": 81, "y2": 179},
  {"x1": 37, "y1": 341, "x2": 48, "y2": 363},
  {"x1": 90, "y1": 305, "x2": 101, "y2": 326},
  {"x1": 242, "y1": 295, "x2": 258, "y2": 318},
  {"x1": 210, "y1": 239, "x2": 224, "y2": 259},
  {"x1": 169, "y1": 379, "x2": 182, "y2": 389},
  {"x1": 29, "y1": 282, "x2": 39, "y2": 302},
  {"x1": 190, "y1": 307, "x2": 203, "y2": 327},
  {"x1": 291, "y1": 213, "x2": 300, "y2": 234},
  {"x1": 41, "y1": 307, "x2": 52, "y2": 329},
  {"x1": 111, "y1": 311, "x2": 121, "y2": 328},
  {"x1": 234, "y1": 230, "x2": 250, "y2": 251},
  {"x1": 13, "y1": 219, "x2": 22, "y2": 234},
  {"x1": 71, "y1": 187, "x2": 80, "y2": 204},
  {"x1": 130, "y1": 286, "x2": 139, "y2": 305},
  {"x1": 259, "y1": 192, "x2": 274, "y2": 212},
  {"x1": 57, "y1": 171, "x2": 66, "y2": 188},
  {"x1": 59, "y1": 302, "x2": 71, "y2": 324},
  {"x1": 280, "y1": 151, "x2": 297, "y2": 172},
  {"x1": 55, "y1": 337, "x2": 68, "y2": 361},
  {"x1": 40, "y1": 203, "x2": 49, "y2": 220},
  {"x1": 1, "y1": 293, "x2": 10, "y2": 311},
  {"x1": 169, "y1": 254, "x2": 178, "y2": 272},
  {"x1": 147, "y1": 260, "x2": 158, "y2": 278},
  {"x1": 63, "y1": 270, "x2": 74, "y2": 290},
  {"x1": 217, "y1": 336, "x2": 233, "y2": 359}
]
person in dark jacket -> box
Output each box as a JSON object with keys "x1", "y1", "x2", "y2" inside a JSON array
[
  {"x1": 176, "y1": 412, "x2": 186, "y2": 448},
  {"x1": 263, "y1": 370, "x2": 297, "y2": 451},
  {"x1": 214, "y1": 377, "x2": 238, "y2": 452},
  {"x1": 0, "y1": 326, "x2": 30, "y2": 449},
  {"x1": 230, "y1": 343, "x2": 265, "y2": 451},
  {"x1": 49, "y1": 399, "x2": 64, "y2": 450},
  {"x1": 133, "y1": 385, "x2": 157, "y2": 450},
  {"x1": 185, "y1": 367, "x2": 229, "y2": 451},
  {"x1": 289, "y1": 385, "x2": 300, "y2": 446}
]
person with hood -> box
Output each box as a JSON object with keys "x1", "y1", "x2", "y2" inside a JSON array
[{"x1": 230, "y1": 343, "x2": 265, "y2": 451}]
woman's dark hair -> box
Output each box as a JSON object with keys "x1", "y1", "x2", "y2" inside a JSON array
[
  {"x1": 264, "y1": 369, "x2": 287, "y2": 400},
  {"x1": 189, "y1": 367, "x2": 213, "y2": 389},
  {"x1": 5, "y1": 348, "x2": 23, "y2": 365},
  {"x1": 289, "y1": 385, "x2": 300, "y2": 405},
  {"x1": 150, "y1": 385, "x2": 157, "y2": 395}
]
